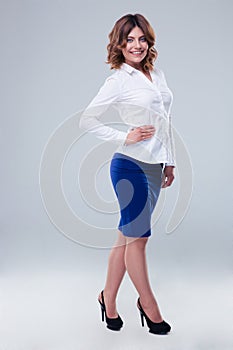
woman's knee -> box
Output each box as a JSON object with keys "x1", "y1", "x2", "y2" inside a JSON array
[
  {"x1": 126, "y1": 236, "x2": 148, "y2": 249},
  {"x1": 114, "y1": 229, "x2": 127, "y2": 247}
]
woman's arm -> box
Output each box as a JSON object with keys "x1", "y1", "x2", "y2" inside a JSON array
[
  {"x1": 79, "y1": 76, "x2": 128, "y2": 145},
  {"x1": 158, "y1": 68, "x2": 176, "y2": 167}
]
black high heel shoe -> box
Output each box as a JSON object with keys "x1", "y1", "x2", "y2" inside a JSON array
[
  {"x1": 137, "y1": 298, "x2": 171, "y2": 335},
  {"x1": 98, "y1": 290, "x2": 123, "y2": 331}
]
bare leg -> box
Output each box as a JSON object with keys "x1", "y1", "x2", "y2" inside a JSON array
[
  {"x1": 98, "y1": 230, "x2": 127, "y2": 318},
  {"x1": 125, "y1": 236, "x2": 163, "y2": 322},
  {"x1": 98, "y1": 231, "x2": 163, "y2": 322}
]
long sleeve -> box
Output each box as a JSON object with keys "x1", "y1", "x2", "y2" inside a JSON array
[
  {"x1": 158, "y1": 69, "x2": 176, "y2": 166},
  {"x1": 166, "y1": 113, "x2": 176, "y2": 166},
  {"x1": 79, "y1": 76, "x2": 128, "y2": 145}
]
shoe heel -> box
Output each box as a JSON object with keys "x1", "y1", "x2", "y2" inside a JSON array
[
  {"x1": 101, "y1": 305, "x2": 105, "y2": 322},
  {"x1": 140, "y1": 311, "x2": 144, "y2": 327}
]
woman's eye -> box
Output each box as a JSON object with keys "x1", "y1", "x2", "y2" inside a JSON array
[
  {"x1": 140, "y1": 37, "x2": 146, "y2": 42},
  {"x1": 127, "y1": 38, "x2": 133, "y2": 43}
]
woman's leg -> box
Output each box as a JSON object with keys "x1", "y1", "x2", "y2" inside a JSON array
[
  {"x1": 98, "y1": 231, "x2": 163, "y2": 322},
  {"x1": 98, "y1": 230, "x2": 127, "y2": 318},
  {"x1": 124, "y1": 236, "x2": 163, "y2": 323}
]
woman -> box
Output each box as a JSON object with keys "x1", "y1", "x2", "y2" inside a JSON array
[{"x1": 79, "y1": 13, "x2": 175, "y2": 335}]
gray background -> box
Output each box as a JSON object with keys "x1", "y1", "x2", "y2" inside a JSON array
[{"x1": 1, "y1": 0, "x2": 232, "y2": 349}]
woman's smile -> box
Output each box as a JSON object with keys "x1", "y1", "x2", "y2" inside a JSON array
[
  {"x1": 129, "y1": 50, "x2": 144, "y2": 55},
  {"x1": 121, "y1": 26, "x2": 148, "y2": 68}
]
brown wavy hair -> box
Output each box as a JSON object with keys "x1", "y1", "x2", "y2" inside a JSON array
[{"x1": 107, "y1": 14, "x2": 158, "y2": 72}]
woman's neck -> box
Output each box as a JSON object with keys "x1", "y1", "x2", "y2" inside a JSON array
[{"x1": 124, "y1": 61, "x2": 144, "y2": 72}]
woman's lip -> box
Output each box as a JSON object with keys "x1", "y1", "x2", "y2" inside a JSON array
[{"x1": 130, "y1": 51, "x2": 144, "y2": 54}]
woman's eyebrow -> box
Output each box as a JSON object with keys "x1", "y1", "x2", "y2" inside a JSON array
[{"x1": 127, "y1": 35, "x2": 146, "y2": 38}]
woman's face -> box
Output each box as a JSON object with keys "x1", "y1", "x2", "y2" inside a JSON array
[{"x1": 121, "y1": 26, "x2": 149, "y2": 69}]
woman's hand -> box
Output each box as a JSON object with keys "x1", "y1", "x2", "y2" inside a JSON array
[
  {"x1": 125, "y1": 125, "x2": 155, "y2": 145},
  {"x1": 161, "y1": 166, "x2": 175, "y2": 188}
]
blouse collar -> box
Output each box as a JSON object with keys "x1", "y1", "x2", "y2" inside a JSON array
[{"x1": 120, "y1": 63, "x2": 137, "y2": 74}]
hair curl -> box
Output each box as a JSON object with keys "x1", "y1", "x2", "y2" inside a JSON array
[{"x1": 106, "y1": 14, "x2": 158, "y2": 72}]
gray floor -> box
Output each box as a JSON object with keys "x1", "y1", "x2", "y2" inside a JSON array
[{"x1": 1, "y1": 261, "x2": 232, "y2": 350}]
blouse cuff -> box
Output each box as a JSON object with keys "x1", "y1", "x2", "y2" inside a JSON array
[
  {"x1": 117, "y1": 131, "x2": 128, "y2": 145},
  {"x1": 165, "y1": 163, "x2": 176, "y2": 167}
]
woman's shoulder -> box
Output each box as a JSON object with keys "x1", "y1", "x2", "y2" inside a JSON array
[
  {"x1": 102, "y1": 68, "x2": 126, "y2": 90},
  {"x1": 103, "y1": 69, "x2": 122, "y2": 83},
  {"x1": 109, "y1": 67, "x2": 125, "y2": 77},
  {"x1": 152, "y1": 66, "x2": 165, "y2": 78},
  {"x1": 152, "y1": 66, "x2": 169, "y2": 86},
  {"x1": 97, "y1": 69, "x2": 122, "y2": 93}
]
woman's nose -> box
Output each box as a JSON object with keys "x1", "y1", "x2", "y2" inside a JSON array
[{"x1": 134, "y1": 39, "x2": 142, "y2": 48}]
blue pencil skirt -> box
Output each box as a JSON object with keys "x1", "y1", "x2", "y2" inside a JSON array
[{"x1": 110, "y1": 152, "x2": 163, "y2": 238}]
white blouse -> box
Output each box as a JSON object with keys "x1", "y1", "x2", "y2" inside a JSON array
[{"x1": 79, "y1": 63, "x2": 175, "y2": 165}]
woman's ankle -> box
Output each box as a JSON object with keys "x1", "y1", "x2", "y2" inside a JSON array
[
  {"x1": 102, "y1": 288, "x2": 117, "y2": 303},
  {"x1": 139, "y1": 294, "x2": 157, "y2": 309}
]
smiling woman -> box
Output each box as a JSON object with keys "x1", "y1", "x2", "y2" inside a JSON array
[
  {"x1": 107, "y1": 13, "x2": 157, "y2": 72},
  {"x1": 79, "y1": 13, "x2": 175, "y2": 336},
  {"x1": 121, "y1": 27, "x2": 149, "y2": 72}
]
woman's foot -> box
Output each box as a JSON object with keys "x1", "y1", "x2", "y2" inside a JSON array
[
  {"x1": 98, "y1": 290, "x2": 118, "y2": 318},
  {"x1": 137, "y1": 298, "x2": 171, "y2": 335},
  {"x1": 138, "y1": 297, "x2": 163, "y2": 323},
  {"x1": 98, "y1": 290, "x2": 123, "y2": 331}
]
